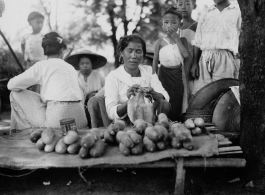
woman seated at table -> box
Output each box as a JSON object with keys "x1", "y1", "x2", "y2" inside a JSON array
[
  {"x1": 86, "y1": 42, "x2": 156, "y2": 128},
  {"x1": 7, "y1": 32, "x2": 87, "y2": 130},
  {"x1": 105, "y1": 34, "x2": 170, "y2": 121},
  {"x1": 65, "y1": 50, "x2": 106, "y2": 127}
]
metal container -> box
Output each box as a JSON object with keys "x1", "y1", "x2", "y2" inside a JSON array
[{"x1": 60, "y1": 118, "x2": 77, "y2": 135}]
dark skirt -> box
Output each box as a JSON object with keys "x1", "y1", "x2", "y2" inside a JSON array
[{"x1": 159, "y1": 65, "x2": 183, "y2": 121}]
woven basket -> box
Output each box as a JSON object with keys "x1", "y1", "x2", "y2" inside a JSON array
[{"x1": 185, "y1": 108, "x2": 212, "y2": 123}]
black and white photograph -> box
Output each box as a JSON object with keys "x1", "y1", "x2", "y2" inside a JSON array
[{"x1": 0, "y1": 0, "x2": 264, "y2": 194}]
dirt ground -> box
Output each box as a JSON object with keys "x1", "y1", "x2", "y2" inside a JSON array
[
  {"x1": 0, "y1": 166, "x2": 264, "y2": 195},
  {"x1": 0, "y1": 111, "x2": 264, "y2": 195}
]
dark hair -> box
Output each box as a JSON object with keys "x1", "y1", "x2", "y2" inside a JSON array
[
  {"x1": 27, "y1": 12, "x2": 44, "y2": 22},
  {"x1": 116, "y1": 34, "x2": 146, "y2": 65},
  {"x1": 42, "y1": 32, "x2": 67, "y2": 56},
  {"x1": 161, "y1": 6, "x2": 182, "y2": 20}
]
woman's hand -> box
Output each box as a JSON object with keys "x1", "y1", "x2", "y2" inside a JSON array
[
  {"x1": 146, "y1": 87, "x2": 164, "y2": 102},
  {"x1": 126, "y1": 84, "x2": 140, "y2": 99}
]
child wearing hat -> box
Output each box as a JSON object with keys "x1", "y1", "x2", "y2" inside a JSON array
[
  {"x1": 21, "y1": 12, "x2": 46, "y2": 69},
  {"x1": 65, "y1": 50, "x2": 107, "y2": 127}
]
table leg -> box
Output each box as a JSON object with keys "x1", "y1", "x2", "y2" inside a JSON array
[{"x1": 175, "y1": 157, "x2": 186, "y2": 195}]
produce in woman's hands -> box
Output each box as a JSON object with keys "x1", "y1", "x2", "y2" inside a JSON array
[
  {"x1": 127, "y1": 89, "x2": 155, "y2": 125},
  {"x1": 128, "y1": 89, "x2": 145, "y2": 123}
]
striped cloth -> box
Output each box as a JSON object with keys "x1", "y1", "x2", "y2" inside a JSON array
[{"x1": 10, "y1": 90, "x2": 87, "y2": 130}]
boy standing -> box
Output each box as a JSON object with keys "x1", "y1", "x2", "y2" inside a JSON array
[
  {"x1": 177, "y1": 0, "x2": 198, "y2": 111},
  {"x1": 191, "y1": 0, "x2": 241, "y2": 94},
  {"x1": 21, "y1": 12, "x2": 46, "y2": 69}
]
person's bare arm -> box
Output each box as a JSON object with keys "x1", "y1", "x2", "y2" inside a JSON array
[
  {"x1": 190, "y1": 46, "x2": 202, "y2": 79},
  {"x1": 152, "y1": 39, "x2": 161, "y2": 74}
]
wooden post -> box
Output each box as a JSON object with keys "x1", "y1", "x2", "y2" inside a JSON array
[
  {"x1": 175, "y1": 157, "x2": 185, "y2": 195},
  {"x1": 0, "y1": 29, "x2": 24, "y2": 72}
]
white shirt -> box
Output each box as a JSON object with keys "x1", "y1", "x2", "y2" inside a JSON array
[
  {"x1": 105, "y1": 64, "x2": 169, "y2": 120},
  {"x1": 8, "y1": 59, "x2": 83, "y2": 103},
  {"x1": 159, "y1": 38, "x2": 184, "y2": 67},
  {"x1": 77, "y1": 70, "x2": 105, "y2": 100},
  {"x1": 192, "y1": 3, "x2": 241, "y2": 54},
  {"x1": 21, "y1": 33, "x2": 46, "y2": 61}
]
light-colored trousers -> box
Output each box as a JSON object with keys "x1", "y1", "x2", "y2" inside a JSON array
[
  {"x1": 193, "y1": 49, "x2": 240, "y2": 94},
  {"x1": 10, "y1": 90, "x2": 87, "y2": 130}
]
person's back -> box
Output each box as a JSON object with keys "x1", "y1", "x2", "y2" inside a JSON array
[
  {"x1": 27, "y1": 59, "x2": 82, "y2": 102},
  {"x1": 8, "y1": 32, "x2": 87, "y2": 130}
]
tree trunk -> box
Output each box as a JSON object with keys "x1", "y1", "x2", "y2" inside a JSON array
[
  {"x1": 107, "y1": 2, "x2": 119, "y2": 68},
  {"x1": 238, "y1": 0, "x2": 265, "y2": 180}
]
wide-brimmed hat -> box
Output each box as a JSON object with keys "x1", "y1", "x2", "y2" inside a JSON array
[
  {"x1": 65, "y1": 50, "x2": 107, "y2": 70},
  {"x1": 145, "y1": 43, "x2": 154, "y2": 59}
]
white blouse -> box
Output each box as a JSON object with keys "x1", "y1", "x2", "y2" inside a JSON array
[
  {"x1": 77, "y1": 70, "x2": 105, "y2": 100},
  {"x1": 8, "y1": 58, "x2": 83, "y2": 103},
  {"x1": 105, "y1": 64, "x2": 169, "y2": 120}
]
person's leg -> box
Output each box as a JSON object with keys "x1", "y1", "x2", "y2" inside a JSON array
[
  {"x1": 87, "y1": 96, "x2": 111, "y2": 128},
  {"x1": 45, "y1": 101, "x2": 87, "y2": 129},
  {"x1": 10, "y1": 90, "x2": 46, "y2": 130}
]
